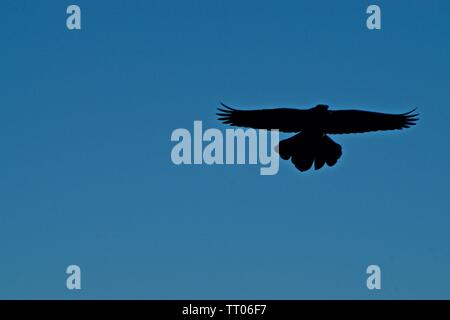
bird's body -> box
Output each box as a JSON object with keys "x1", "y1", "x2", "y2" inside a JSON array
[{"x1": 217, "y1": 103, "x2": 418, "y2": 172}]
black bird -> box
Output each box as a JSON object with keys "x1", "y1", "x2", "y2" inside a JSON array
[{"x1": 217, "y1": 103, "x2": 419, "y2": 172}]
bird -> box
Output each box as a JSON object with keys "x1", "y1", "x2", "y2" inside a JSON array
[{"x1": 217, "y1": 103, "x2": 419, "y2": 172}]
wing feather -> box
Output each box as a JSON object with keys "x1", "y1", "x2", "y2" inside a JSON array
[
  {"x1": 326, "y1": 109, "x2": 419, "y2": 134},
  {"x1": 217, "y1": 103, "x2": 308, "y2": 132}
]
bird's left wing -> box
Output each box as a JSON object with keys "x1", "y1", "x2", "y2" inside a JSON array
[
  {"x1": 217, "y1": 103, "x2": 309, "y2": 132},
  {"x1": 326, "y1": 109, "x2": 419, "y2": 134}
]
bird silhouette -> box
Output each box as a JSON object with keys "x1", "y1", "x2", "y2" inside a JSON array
[{"x1": 217, "y1": 103, "x2": 419, "y2": 172}]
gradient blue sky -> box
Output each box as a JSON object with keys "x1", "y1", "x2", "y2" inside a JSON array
[{"x1": 0, "y1": 0, "x2": 449, "y2": 299}]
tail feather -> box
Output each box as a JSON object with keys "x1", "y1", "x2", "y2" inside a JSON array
[{"x1": 276, "y1": 132, "x2": 342, "y2": 172}]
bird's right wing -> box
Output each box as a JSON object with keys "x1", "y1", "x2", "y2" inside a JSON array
[
  {"x1": 217, "y1": 103, "x2": 309, "y2": 132},
  {"x1": 326, "y1": 109, "x2": 419, "y2": 134}
]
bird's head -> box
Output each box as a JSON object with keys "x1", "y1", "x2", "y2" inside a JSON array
[{"x1": 314, "y1": 104, "x2": 329, "y2": 111}]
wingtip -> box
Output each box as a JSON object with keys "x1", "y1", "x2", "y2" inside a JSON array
[
  {"x1": 402, "y1": 108, "x2": 419, "y2": 125},
  {"x1": 217, "y1": 103, "x2": 234, "y2": 124},
  {"x1": 217, "y1": 107, "x2": 232, "y2": 114},
  {"x1": 404, "y1": 108, "x2": 419, "y2": 116},
  {"x1": 219, "y1": 102, "x2": 236, "y2": 111}
]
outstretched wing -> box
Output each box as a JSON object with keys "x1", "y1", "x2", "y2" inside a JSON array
[
  {"x1": 217, "y1": 103, "x2": 309, "y2": 132},
  {"x1": 326, "y1": 109, "x2": 419, "y2": 134}
]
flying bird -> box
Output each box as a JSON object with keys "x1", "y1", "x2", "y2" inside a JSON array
[{"x1": 217, "y1": 103, "x2": 419, "y2": 172}]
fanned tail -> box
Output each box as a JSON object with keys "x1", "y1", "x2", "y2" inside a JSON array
[{"x1": 276, "y1": 132, "x2": 342, "y2": 172}]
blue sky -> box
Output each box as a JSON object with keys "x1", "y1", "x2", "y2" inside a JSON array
[{"x1": 0, "y1": 0, "x2": 449, "y2": 299}]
